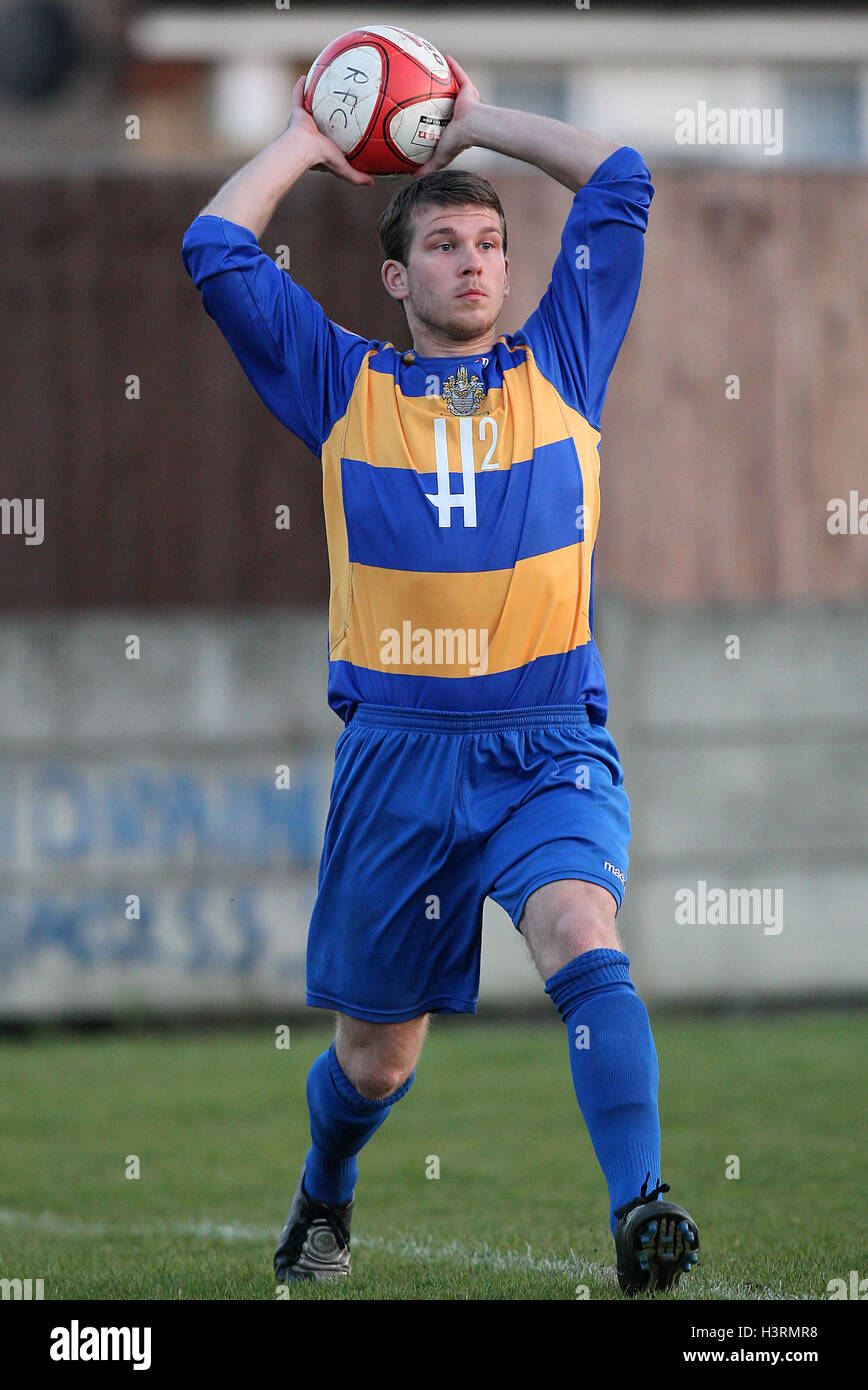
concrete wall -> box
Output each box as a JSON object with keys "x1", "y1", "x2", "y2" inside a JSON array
[
  {"x1": 0, "y1": 599, "x2": 865, "y2": 1020},
  {"x1": 0, "y1": 610, "x2": 331, "y2": 1020},
  {"x1": 597, "y1": 596, "x2": 868, "y2": 1004}
]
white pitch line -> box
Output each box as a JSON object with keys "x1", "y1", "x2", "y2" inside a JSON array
[
  {"x1": 0, "y1": 1207, "x2": 800, "y2": 1299},
  {"x1": 0, "y1": 1208, "x2": 268, "y2": 1243},
  {"x1": 0, "y1": 1207, "x2": 601, "y2": 1271},
  {"x1": 354, "y1": 1232, "x2": 612, "y2": 1282}
]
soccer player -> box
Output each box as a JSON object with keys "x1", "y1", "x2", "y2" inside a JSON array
[{"x1": 182, "y1": 56, "x2": 699, "y2": 1296}]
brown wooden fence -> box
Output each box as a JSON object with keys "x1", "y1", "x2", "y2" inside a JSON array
[{"x1": 1, "y1": 161, "x2": 866, "y2": 607}]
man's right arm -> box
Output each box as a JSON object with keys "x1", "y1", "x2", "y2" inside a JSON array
[
  {"x1": 181, "y1": 77, "x2": 374, "y2": 456},
  {"x1": 198, "y1": 74, "x2": 373, "y2": 240},
  {"x1": 197, "y1": 130, "x2": 321, "y2": 243}
]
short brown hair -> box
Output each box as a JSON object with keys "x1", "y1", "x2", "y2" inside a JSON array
[{"x1": 377, "y1": 168, "x2": 507, "y2": 266}]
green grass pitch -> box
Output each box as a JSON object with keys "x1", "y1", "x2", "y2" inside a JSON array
[{"x1": 0, "y1": 1010, "x2": 862, "y2": 1301}]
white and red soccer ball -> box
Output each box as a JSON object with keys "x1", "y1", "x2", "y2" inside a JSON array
[{"x1": 303, "y1": 25, "x2": 458, "y2": 176}]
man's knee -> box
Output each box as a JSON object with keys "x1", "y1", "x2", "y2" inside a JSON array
[
  {"x1": 340, "y1": 1056, "x2": 412, "y2": 1101},
  {"x1": 547, "y1": 904, "x2": 620, "y2": 956},
  {"x1": 520, "y1": 880, "x2": 622, "y2": 979},
  {"x1": 334, "y1": 1014, "x2": 429, "y2": 1101}
]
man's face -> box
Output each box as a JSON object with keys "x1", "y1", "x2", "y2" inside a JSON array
[{"x1": 382, "y1": 202, "x2": 509, "y2": 345}]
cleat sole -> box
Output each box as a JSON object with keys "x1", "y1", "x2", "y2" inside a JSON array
[{"x1": 615, "y1": 1198, "x2": 701, "y2": 1296}]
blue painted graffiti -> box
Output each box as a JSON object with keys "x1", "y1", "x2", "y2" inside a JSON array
[
  {"x1": 11, "y1": 761, "x2": 323, "y2": 864},
  {"x1": 0, "y1": 886, "x2": 310, "y2": 980}
]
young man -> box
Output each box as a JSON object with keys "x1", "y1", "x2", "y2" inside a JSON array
[{"x1": 182, "y1": 56, "x2": 699, "y2": 1296}]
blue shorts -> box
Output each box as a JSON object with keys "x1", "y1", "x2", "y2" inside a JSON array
[{"x1": 306, "y1": 704, "x2": 630, "y2": 1022}]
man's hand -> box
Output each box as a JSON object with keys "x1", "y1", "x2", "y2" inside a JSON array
[
  {"x1": 409, "y1": 54, "x2": 620, "y2": 192},
  {"x1": 410, "y1": 55, "x2": 482, "y2": 178},
  {"x1": 197, "y1": 74, "x2": 373, "y2": 239},
  {"x1": 286, "y1": 75, "x2": 374, "y2": 186}
]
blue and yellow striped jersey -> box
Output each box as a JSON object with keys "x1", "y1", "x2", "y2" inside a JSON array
[{"x1": 182, "y1": 146, "x2": 653, "y2": 724}]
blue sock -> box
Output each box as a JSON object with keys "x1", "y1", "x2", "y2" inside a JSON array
[
  {"x1": 302, "y1": 1041, "x2": 415, "y2": 1206},
  {"x1": 545, "y1": 948, "x2": 661, "y2": 1236}
]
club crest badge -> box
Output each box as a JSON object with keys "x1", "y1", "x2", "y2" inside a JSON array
[{"x1": 441, "y1": 364, "x2": 486, "y2": 416}]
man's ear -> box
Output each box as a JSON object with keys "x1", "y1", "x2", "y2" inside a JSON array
[
  {"x1": 381, "y1": 259, "x2": 408, "y2": 304},
  {"x1": 503, "y1": 254, "x2": 510, "y2": 297}
]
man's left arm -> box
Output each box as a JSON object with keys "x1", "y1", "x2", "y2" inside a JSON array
[{"x1": 416, "y1": 55, "x2": 620, "y2": 191}]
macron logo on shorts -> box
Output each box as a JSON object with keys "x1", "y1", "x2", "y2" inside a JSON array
[{"x1": 603, "y1": 860, "x2": 626, "y2": 886}]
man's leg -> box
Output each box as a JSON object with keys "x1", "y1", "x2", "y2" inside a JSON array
[
  {"x1": 303, "y1": 1013, "x2": 430, "y2": 1205},
  {"x1": 520, "y1": 877, "x2": 700, "y2": 1293},
  {"x1": 275, "y1": 1014, "x2": 429, "y2": 1281},
  {"x1": 518, "y1": 879, "x2": 661, "y2": 1233}
]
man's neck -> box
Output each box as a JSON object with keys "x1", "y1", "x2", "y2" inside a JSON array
[{"x1": 408, "y1": 337, "x2": 496, "y2": 359}]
